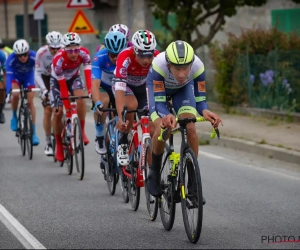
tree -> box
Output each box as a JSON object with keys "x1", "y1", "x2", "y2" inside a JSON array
[{"x1": 149, "y1": 0, "x2": 299, "y2": 50}]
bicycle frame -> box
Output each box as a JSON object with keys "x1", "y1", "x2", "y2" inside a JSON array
[{"x1": 122, "y1": 115, "x2": 151, "y2": 188}]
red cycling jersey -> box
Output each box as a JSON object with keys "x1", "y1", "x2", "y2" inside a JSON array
[
  {"x1": 51, "y1": 46, "x2": 92, "y2": 93},
  {"x1": 114, "y1": 47, "x2": 160, "y2": 90}
]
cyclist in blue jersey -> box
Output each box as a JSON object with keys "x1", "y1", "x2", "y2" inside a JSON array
[
  {"x1": 91, "y1": 31, "x2": 127, "y2": 154},
  {"x1": 0, "y1": 50, "x2": 6, "y2": 123},
  {"x1": 6, "y1": 39, "x2": 40, "y2": 145}
]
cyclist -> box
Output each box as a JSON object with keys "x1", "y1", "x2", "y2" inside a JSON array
[
  {"x1": 0, "y1": 39, "x2": 12, "y2": 106},
  {"x1": 0, "y1": 49, "x2": 6, "y2": 123},
  {"x1": 112, "y1": 29, "x2": 159, "y2": 166},
  {"x1": 50, "y1": 32, "x2": 92, "y2": 162},
  {"x1": 95, "y1": 24, "x2": 132, "y2": 52},
  {"x1": 6, "y1": 39, "x2": 40, "y2": 145},
  {"x1": 146, "y1": 40, "x2": 223, "y2": 199},
  {"x1": 35, "y1": 31, "x2": 63, "y2": 156},
  {"x1": 92, "y1": 31, "x2": 127, "y2": 154}
]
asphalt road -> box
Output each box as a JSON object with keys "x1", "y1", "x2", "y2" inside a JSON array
[{"x1": 0, "y1": 99, "x2": 300, "y2": 249}]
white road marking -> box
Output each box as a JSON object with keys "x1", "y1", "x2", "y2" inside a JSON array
[
  {"x1": 198, "y1": 150, "x2": 225, "y2": 160},
  {"x1": 0, "y1": 204, "x2": 47, "y2": 249}
]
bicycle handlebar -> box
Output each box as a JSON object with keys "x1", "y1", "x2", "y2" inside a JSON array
[
  {"x1": 55, "y1": 95, "x2": 89, "y2": 112},
  {"x1": 158, "y1": 116, "x2": 220, "y2": 142},
  {"x1": 12, "y1": 88, "x2": 40, "y2": 93}
]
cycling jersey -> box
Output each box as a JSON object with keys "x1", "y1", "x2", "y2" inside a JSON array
[
  {"x1": 51, "y1": 46, "x2": 92, "y2": 92},
  {"x1": 35, "y1": 45, "x2": 53, "y2": 90},
  {"x1": 6, "y1": 50, "x2": 36, "y2": 93},
  {"x1": 95, "y1": 41, "x2": 133, "y2": 52},
  {"x1": 146, "y1": 52, "x2": 209, "y2": 120},
  {"x1": 0, "y1": 50, "x2": 6, "y2": 76},
  {"x1": 92, "y1": 48, "x2": 116, "y2": 87},
  {"x1": 113, "y1": 46, "x2": 160, "y2": 89}
]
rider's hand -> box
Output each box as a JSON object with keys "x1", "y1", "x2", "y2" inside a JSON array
[
  {"x1": 94, "y1": 101, "x2": 103, "y2": 115},
  {"x1": 202, "y1": 110, "x2": 224, "y2": 128},
  {"x1": 41, "y1": 89, "x2": 48, "y2": 100},
  {"x1": 161, "y1": 114, "x2": 177, "y2": 129},
  {"x1": 117, "y1": 118, "x2": 128, "y2": 132}
]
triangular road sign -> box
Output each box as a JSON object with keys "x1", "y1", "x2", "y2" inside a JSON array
[
  {"x1": 66, "y1": 0, "x2": 94, "y2": 9},
  {"x1": 68, "y1": 10, "x2": 96, "y2": 34}
]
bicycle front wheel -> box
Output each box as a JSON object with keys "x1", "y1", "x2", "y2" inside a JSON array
[
  {"x1": 74, "y1": 117, "x2": 85, "y2": 180},
  {"x1": 144, "y1": 139, "x2": 158, "y2": 221},
  {"x1": 51, "y1": 133, "x2": 57, "y2": 163},
  {"x1": 25, "y1": 107, "x2": 33, "y2": 160},
  {"x1": 159, "y1": 144, "x2": 176, "y2": 231},
  {"x1": 105, "y1": 132, "x2": 117, "y2": 195},
  {"x1": 180, "y1": 148, "x2": 203, "y2": 244},
  {"x1": 18, "y1": 108, "x2": 26, "y2": 156}
]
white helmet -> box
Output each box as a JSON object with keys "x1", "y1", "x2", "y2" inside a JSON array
[
  {"x1": 13, "y1": 39, "x2": 30, "y2": 55},
  {"x1": 109, "y1": 24, "x2": 130, "y2": 39},
  {"x1": 132, "y1": 30, "x2": 156, "y2": 52},
  {"x1": 46, "y1": 31, "x2": 62, "y2": 48},
  {"x1": 62, "y1": 32, "x2": 81, "y2": 47}
]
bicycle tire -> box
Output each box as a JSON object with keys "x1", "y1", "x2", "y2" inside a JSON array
[
  {"x1": 18, "y1": 108, "x2": 26, "y2": 156},
  {"x1": 144, "y1": 138, "x2": 158, "y2": 221},
  {"x1": 25, "y1": 107, "x2": 33, "y2": 160},
  {"x1": 105, "y1": 132, "x2": 117, "y2": 195},
  {"x1": 64, "y1": 128, "x2": 73, "y2": 175},
  {"x1": 180, "y1": 148, "x2": 203, "y2": 244},
  {"x1": 120, "y1": 168, "x2": 129, "y2": 203},
  {"x1": 73, "y1": 117, "x2": 84, "y2": 180},
  {"x1": 128, "y1": 140, "x2": 140, "y2": 211},
  {"x1": 159, "y1": 144, "x2": 176, "y2": 231},
  {"x1": 51, "y1": 133, "x2": 57, "y2": 163}
]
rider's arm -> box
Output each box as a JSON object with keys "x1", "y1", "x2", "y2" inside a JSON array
[
  {"x1": 91, "y1": 52, "x2": 102, "y2": 103},
  {"x1": 0, "y1": 51, "x2": 6, "y2": 84},
  {"x1": 147, "y1": 64, "x2": 170, "y2": 119},
  {"x1": 5, "y1": 54, "x2": 14, "y2": 94},
  {"x1": 81, "y1": 47, "x2": 92, "y2": 94},
  {"x1": 34, "y1": 48, "x2": 46, "y2": 90},
  {"x1": 193, "y1": 63, "x2": 209, "y2": 116}
]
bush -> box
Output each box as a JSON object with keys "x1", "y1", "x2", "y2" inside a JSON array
[{"x1": 211, "y1": 28, "x2": 300, "y2": 112}]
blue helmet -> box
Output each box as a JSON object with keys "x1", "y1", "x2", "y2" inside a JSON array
[{"x1": 104, "y1": 31, "x2": 127, "y2": 54}]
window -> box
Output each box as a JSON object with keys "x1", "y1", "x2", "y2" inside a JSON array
[
  {"x1": 271, "y1": 9, "x2": 300, "y2": 35},
  {"x1": 15, "y1": 14, "x2": 48, "y2": 40}
]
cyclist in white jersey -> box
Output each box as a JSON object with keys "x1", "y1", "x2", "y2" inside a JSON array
[{"x1": 35, "y1": 31, "x2": 63, "y2": 156}]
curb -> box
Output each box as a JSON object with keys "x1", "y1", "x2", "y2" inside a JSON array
[{"x1": 197, "y1": 131, "x2": 300, "y2": 165}]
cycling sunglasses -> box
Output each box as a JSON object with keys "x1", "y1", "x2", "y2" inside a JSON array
[
  {"x1": 17, "y1": 53, "x2": 29, "y2": 58},
  {"x1": 65, "y1": 48, "x2": 80, "y2": 54},
  {"x1": 108, "y1": 52, "x2": 118, "y2": 59}
]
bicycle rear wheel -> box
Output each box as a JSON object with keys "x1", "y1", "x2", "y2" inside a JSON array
[
  {"x1": 51, "y1": 133, "x2": 57, "y2": 163},
  {"x1": 74, "y1": 117, "x2": 85, "y2": 180},
  {"x1": 119, "y1": 168, "x2": 129, "y2": 203},
  {"x1": 144, "y1": 139, "x2": 158, "y2": 221},
  {"x1": 63, "y1": 130, "x2": 73, "y2": 175},
  {"x1": 159, "y1": 144, "x2": 176, "y2": 231},
  {"x1": 180, "y1": 148, "x2": 203, "y2": 244},
  {"x1": 128, "y1": 141, "x2": 140, "y2": 211},
  {"x1": 25, "y1": 107, "x2": 33, "y2": 160},
  {"x1": 18, "y1": 108, "x2": 26, "y2": 156}
]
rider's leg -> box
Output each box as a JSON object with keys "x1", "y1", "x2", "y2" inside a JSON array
[
  {"x1": 10, "y1": 81, "x2": 20, "y2": 131},
  {"x1": 94, "y1": 89, "x2": 109, "y2": 154},
  {"x1": 0, "y1": 79, "x2": 6, "y2": 123},
  {"x1": 44, "y1": 104, "x2": 53, "y2": 155}
]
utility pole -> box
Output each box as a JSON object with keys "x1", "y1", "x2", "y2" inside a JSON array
[{"x1": 24, "y1": 0, "x2": 29, "y2": 40}]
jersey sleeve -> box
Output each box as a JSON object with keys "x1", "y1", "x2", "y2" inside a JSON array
[
  {"x1": 113, "y1": 49, "x2": 130, "y2": 91},
  {"x1": 5, "y1": 54, "x2": 15, "y2": 93},
  {"x1": 146, "y1": 62, "x2": 170, "y2": 118},
  {"x1": 80, "y1": 47, "x2": 92, "y2": 91},
  {"x1": 52, "y1": 53, "x2": 65, "y2": 80},
  {"x1": 0, "y1": 51, "x2": 6, "y2": 72},
  {"x1": 91, "y1": 52, "x2": 103, "y2": 80},
  {"x1": 193, "y1": 67, "x2": 209, "y2": 116},
  {"x1": 34, "y1": 48, "x2": 46, "y2": 90}
]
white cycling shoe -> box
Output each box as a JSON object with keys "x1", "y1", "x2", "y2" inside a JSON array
[{"x1": 117, "y1": 144, "x2": 130, "y2": 166}]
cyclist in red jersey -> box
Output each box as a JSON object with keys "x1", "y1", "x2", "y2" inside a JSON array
[
  {"x1": 50, "y1": 32, "x2": 92, "y2": 162},
  {"x1": 112, "y1": 29, "x2": 159, "y2": 166}
]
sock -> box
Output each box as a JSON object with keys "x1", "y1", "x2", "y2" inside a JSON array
[
  {"x1": 151, "y1": 152, "x2": 164, "y2": 173},
  {"x1": 95, "y1": 122, "x2": 104, "y2": 137},
  {"x1": 55, "y1": 134, "x2": 62, "y2": 144},
  {"x1": 80, "y1": 120, "x2": 85, "y2": 132},
  {"x1": 32, "y1": 124, "x2": 36, "y2": 135},
  {"x1": 12, "y1": 110, "x2": 17, "y2": 119},
  {"x1": 46, "y1": 135, "x2": 51, "y2": 145},
  {"x1": 0, "y1": 103, "x2": 3, "y2": 113},
  {"x1": 118, "y1": 131, "x2": 128, "y2": 145}
]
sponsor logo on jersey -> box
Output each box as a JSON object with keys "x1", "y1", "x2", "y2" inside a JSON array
[
  {"x1": 94, "y1": 56, "x2": 98, "y2": 61},
  {"x1": 153, "y1": 81, "x2": 165, "y2": 92},
  {"x1": 122, "y1": 57, "x2": 131, "y2": 68},
  {"x1": 198, "y1": 81, "x2": 206, "y2": 92},
  {"x1": 119, "y1": 67, "x2": 127, "y2": 77}
]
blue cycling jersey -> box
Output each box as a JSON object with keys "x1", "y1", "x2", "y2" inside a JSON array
[
  {"x1": 91, "y1": 48, "x2": 116, "y2": 87},
  {"x1": 6, "y1": 50, "x2": 36, "y2": 93},
  {"x1": 0, "y1": 50, "x2": 6, "y2": 75}
]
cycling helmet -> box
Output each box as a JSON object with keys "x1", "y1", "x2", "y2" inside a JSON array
[
  {"x1": 109, "y1": 24, "x2": 130, "y2": 39},
  {"x1": 165, "y1": 40, "x2": 194, "y2": 66},
  {"x1": 104, "y1": 31, "x2": 127, "y2": 54},
  {"x1": 62, "y1": 32, "x2": 81, "y2": 47},
  {"x1": 46, "y1": 31, "x2": 63, "y2": 48},
  {"x1": 13, "y1": 39, "x2": 30, "y2": 55},
  {"x1": 132, "y1": 30, "x2": 156, "y2": 52}
]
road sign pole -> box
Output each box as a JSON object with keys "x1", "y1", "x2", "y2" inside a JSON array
[
  {"x1": 38, "y1": 20, "x2": 42, "y2": 48},
  {"x1": 33, "y1": 0, "x2": 44, "y2": 47}
]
